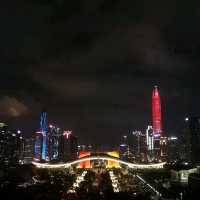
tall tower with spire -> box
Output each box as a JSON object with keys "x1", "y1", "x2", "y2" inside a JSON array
[
  {"x1": 152, "y1": 86, "x2": 166, "y2": 160},
  {"x1": 40, "y1": 109, "x2": 48, "y2": 160},
  {"x1": 34, "y1": 109, "x2": 48, "y2": 161},
  {"x1": 152, "y1": 86, "x2": 162, "y2": 137}
]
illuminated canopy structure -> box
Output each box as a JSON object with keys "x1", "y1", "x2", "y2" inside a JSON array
[
  {"x1": 79, "y1": 151, "x2": 91, "y2": 168},
  {"x1": 32, "y1": 155, "x2": 166, "y2": 169},
  {"x1": 106, "y1": 151, "x2": 120, "y2": 168}
]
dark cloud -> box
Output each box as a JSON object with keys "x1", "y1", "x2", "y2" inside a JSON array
[
  {"x1": 0, "y1": 0, "x2": 200, "y2": 144},
  {"x1": 0, "y1": 96, "x2": 30, "y2": 117}
]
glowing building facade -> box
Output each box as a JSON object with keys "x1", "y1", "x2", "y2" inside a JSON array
[
  {"x1": 24, "y1": 138, "x2": 34, "y2": 164},
  {"x1": 0, "y1": 123, "x2": 25, "y2": 165},
  {"x1": 152, "y1": 86, "x2": 162, "y2": 137},
  {"x1": 34, "y1": 131, "x2": 43, "y2": 161},
  {"x1": 145, "y1": 125, "x2": 155, "y2": 162},
  {"x1": 61, "y1": 130, "x2": 78, "y2": 162},
  {"x1": 152, "y1": 86, "x2": 167, "y2": 160},
  {"x1": 34, "y1": 110, "x2": 49, "y2": 161},
  {"x1": 48, "y1": 125, "x2": 61, "y2": 161},
  {"x1": 78, "y1": 151, "x2": 91, "y2": 168},
  {"x1": 106, "y1": 151, "x2": 120, "y2": 168},
  {"x1": 146, "y1": 125, "x2": 154, "y2": 151},
  {"x1": 40, "y1": 111, "x2": 48, "y2": 160}
]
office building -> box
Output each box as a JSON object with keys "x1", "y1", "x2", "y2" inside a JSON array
[
  {"x1": 131, "y1": 131, "x2": 146, "y2": 161},
  {"x1": 152, "y1": 86, "x2": 167, "y2": 160},
  {"x1": 167, "y1": 136, "x2": 179, "y2": 162},
  {"x1": 188, "y1": 117, "x2": 200, "y2": 164},
  {"x1": 23, "y1": 138, "x2": 34, "y2": 164},
  {"x1": 48, "y1": 125, "x2": 62, "y2": 161},
  {"x1": 34, "y1": 131, "x2": 43, "y2": 161},
  {"x1": 61, "y1": 130, "x2": 78, "y2": 162},
  {"x1": 0, "y1": 123, "x2": 24, "y2": 165},
  {"x1": 119, "y1": 135, "x2": 132, "y2": 161}
]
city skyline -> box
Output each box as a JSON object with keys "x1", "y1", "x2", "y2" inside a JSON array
[
  {"x1": 0, "y1": 84, "x2": 198, "y2": 146},
  {"x1": 1, "y1": 2, "x2": 200, "y2": 199}
]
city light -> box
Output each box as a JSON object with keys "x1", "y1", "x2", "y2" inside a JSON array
[
  {"x1": 168, "y1": 136, "x2": 178, "y2": 141},
  {"x1": 49, "y1": 124, "x2": 54, "y2": 128},
  {"x1": 132, "y1": 131, "x2": 142, "y2": 136},
  {"x1": 68, "y1": 170, "x2": 88, "y2": 193},
  {"x1": 109, "y1": 171, "x2": 120, "y2": 192},
  {"x1": 185, "y1": 117, "x2": 189, "y2": 122},
  {"x1": 32, "y1": 155, "x2": 166, "y2": 169},
  {"x1": 136, "y1": 175, "x2": 160, "y2": 196},
  {"x1": 63, "y1": 130, "x2": 72, "y2": 139},
  {"x1": 152, "y1": 86, "x2": 162, "y2": 136}
]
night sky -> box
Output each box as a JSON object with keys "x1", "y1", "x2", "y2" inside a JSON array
[{"x1": 0, "y1": 0, "x2": 200, "y2": 145}]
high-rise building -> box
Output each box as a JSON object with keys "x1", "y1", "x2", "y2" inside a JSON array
[
  {"x1": 24, "y1": 138, "x2": 34, "y2": 164},
  {"x1": 40, "y1": 110, "x2": 48, "y2": 161},
  {"x1": 152, "y1": 86, "x2": 166, "y2": 160},
  {"x1": 179, "y1": 125, "x2": 191, "y2": 162},
  {"x1": 15, "y1": 130, "x2": 25, "y2": 163},
  {"x1": 34, "y1": 110, "x2": 49, "y2": 161},
  {"x1": 146, "y1": 125, "x2": 154, "y2": 151},
  {"x1": 61, "y1": 130, "x2": 78, "y2": 162},
  {"x1": 146, "y1": 125, "x2": 154, "y2": 162},
  {"x1": 152, "y1": 86, "x2": 162, "y2": 137},
  {"x1": 188, "y1": 117, "x2": 200, "y2": 165},
  {"x1": 167, "y1": 136, "x2": 179, "y2": 162},
  {"x1": 119, "y1": 135, "x2": 132, "y2": 161},
  {"x1": 131, "y1": 131, "x2": 146, "y2": 162},
  {"x1": 0, "y1": 123, "x2": 8, "y2": 163},
  {"x1": 0, "y1": 123, "x2": 24, "y2": 165},
  {"x1": 34, "y1": 131, "x2": 43, "y2": 161},
  {"x1": 119, "y1": 144, "x2": 130, "y2": 161},
  {"x1": 48, "y1": 125, "x2": 62, "y2": 161}
]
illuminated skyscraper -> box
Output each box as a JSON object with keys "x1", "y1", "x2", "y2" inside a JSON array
[
  {"x1": 119, "y1": 135, "x2": 131, "y2": 161},
  {"x1": 0, "y1": 123, "x2": 24, "y2": 165},
  {"x1": 146, "y1": 125, "x2": 154, "y2": 151},
  {"x1": 40, "y1": 111, "x2": 48, "y2": 160},
  {"x1": 152, "y1": 86, "x2": 162, "y2": 137},
  {"x1": 61, "y1": 130, "x2": 78, "y2": 162},
  {"x1": 48, "y1": 125, "x2": 62, "y2": 161},
  {"x1": 34, "y1": 131, "x2": 43, "y2": 161},
  {"x1": 152, "y1": 86, "x2": 167, "y2": 160},
  {"x1": 188, "y1": 117, "x2": 200, "y2": 164},
  {"x1": 34, "y1": 110, "x2": 48, "y2": 161},
  {"x1": 24, "y1": 138, "x2": 34, "y2": 164},
  {"x1": 131, "y1": 131, "x2": 147, "y2": 162},
  {"x1": 40, "y1": 110, "x2": 48, "y2": 160}
]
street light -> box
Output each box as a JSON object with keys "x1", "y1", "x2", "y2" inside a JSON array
[
  {"x1": 185, "y1": 117, "x2": 189, "y2": 122},
  {"x1": 180, "y1": 192, "x2": 183, "y2": 200}
]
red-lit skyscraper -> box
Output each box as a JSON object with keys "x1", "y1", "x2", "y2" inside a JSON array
[
  {"x1": 152, "y1": 86, "x2": 167, "y2": 160},
  {"x1": 152, "y1": 86, "x2": 162, "y2": 137}
]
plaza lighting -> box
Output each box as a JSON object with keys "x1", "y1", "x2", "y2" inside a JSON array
[
  {"x1": 109, "y1": 171, "x2": 120, "y2": 193},
  {"x1": 32, "y1": 156, "x2": 166, "y2": 169},
  {"x1": 68, "y1": 170, "x2": 87, "y2": 193}
]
